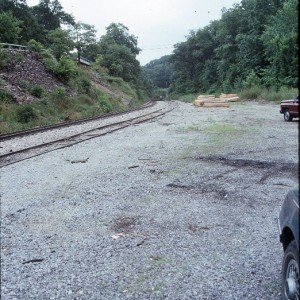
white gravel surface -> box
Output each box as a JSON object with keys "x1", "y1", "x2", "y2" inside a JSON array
[
  {"x1": 0, "y1": 101, "x2": 168, "y2": 155},
  {"x1": 1, "y1": 100, "x2": 298, "y2": 299}
]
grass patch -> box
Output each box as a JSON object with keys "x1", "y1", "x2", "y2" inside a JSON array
[
  {"x1": 205, "y1": 123, "x2": 240, "y2": 133},
  {"x1": 239, "y1": 86, "x2": 297, "y2": 102},
  {"x1": 175, "y1": 93, "x2": 199, "y2": 102},
  {"x1": 175, "y1": 123, "x2": 203, "y2": 133},
  {"x1": 0, "y1": 89, "x2": 125, "y2": 134}
]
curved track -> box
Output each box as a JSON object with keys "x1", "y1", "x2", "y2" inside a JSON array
[
  {"x1": 0, "y1": 101, "x2": 155, "y2": 141},
  {"x1": 0, "y1": 101, "x2": 177, "y2": 167}
]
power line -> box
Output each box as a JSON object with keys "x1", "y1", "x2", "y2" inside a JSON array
[{"x1": 140, "y1": 45, "x2": 175, "y2": 51}]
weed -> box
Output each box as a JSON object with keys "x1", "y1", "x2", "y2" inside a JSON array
[
  {"x1": 27, "y1": 39, "x2": 43, "y2": 53},
  {"x1": 205, "y1": 123, "x2": 239, "y2": 133},
  {"x1": 14, "y1": 52, "x2": 24, "y2": 63},
  {"x1": 0, "y1": 49, "x2": 12, "y2": 69},
  {"x1": 30, "y1": 85, "x2": 46, "y2": 98},
  {"x1": 0, "y1": 89, "x2": 13, "y2": 103},
  {"x1": 175, "y1": 123, "x2": 203, "y2": 133},
  {"x1": 75, "y1": 75, "x2": 91, "y2": 93},
  {"x1": 16, "y1": 105, "x2": 37, "y2": 123},
  {"x1": 20, "y1": 80, "x2": 31, "y2": 91},
  {"x1": 239, "y1": 86, "x2": 298, "y2": 102},
  {"x1": 98, "y1": 97, "x2": 112, "y2": 113}
]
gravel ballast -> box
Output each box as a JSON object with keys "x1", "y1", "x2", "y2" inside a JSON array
[{"x1": 1, "y1": 100, "x2": 298, "y2": 299}]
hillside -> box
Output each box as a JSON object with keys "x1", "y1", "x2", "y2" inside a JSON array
[
  {"x1": 0, "y1": 49, "x2": 131, "y2": 105},
  {"x1": 0, "y1": 49, "x2": 66, "y2": 103},
  {"x1": 0, "y1": 48, "x2": 143, "y2": 134}
]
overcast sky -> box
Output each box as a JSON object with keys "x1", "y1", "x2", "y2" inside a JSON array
[{"x1": 26, "y1": 0, "x2": 240, "y2": 65}]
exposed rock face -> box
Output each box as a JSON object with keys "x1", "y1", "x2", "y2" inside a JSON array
[{"x1": 0, "y1": 50, "x2": 65, "y2": 103}]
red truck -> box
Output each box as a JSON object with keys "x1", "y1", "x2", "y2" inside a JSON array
[{"x1": 280, "y1": 96, "x2": 299, "y2": 121}]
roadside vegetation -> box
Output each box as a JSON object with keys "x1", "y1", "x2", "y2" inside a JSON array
[
  {"x1": 0, "y1": 0, "x2": 298, "y2": 134},
  {"x1": 143, "y1": 0, "x2": 298, "y2": 101}
]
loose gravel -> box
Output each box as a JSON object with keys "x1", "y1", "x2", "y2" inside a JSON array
[
  {"x1": 0, "y1": 101, "x2": 169, "y2": 155},
  {"x1": 1, "y1": 100, "x2": 298, "y2": 299}
]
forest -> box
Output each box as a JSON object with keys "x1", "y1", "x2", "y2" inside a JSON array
[
  {"x1": 143, "y1": 0, "x2": 298, "y2": 99},
  {"x1": 0, "y1": 0, "x2": 298, "y2": 100}
]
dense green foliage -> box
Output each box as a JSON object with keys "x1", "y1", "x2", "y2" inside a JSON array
[
  {"x1": 0, "y1": 0, "x2": 297, "y2": 105},
  {"x1": 97, "y1": 23, "x2": 141, "y2": 83},
  {"x1": 168, "y1": 0, "x2": 298, "y2": 95},
  {"x1": 0, "y1": 0, "x2": 147, "y2": 97},
  {"x1": 142, "y1": 56, "x2": 173, "y2": 88}
]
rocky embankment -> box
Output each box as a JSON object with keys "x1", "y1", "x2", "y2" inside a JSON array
[{"x1": 0, "y1": 49, "x2": 65, "y2": 103}]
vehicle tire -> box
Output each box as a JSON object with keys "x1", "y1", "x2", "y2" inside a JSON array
[
  {"x1": 281, "y1": 240, "x2": 299, "y2": 300},
  {"x1": 284, "y1": 109, "x2": 293, "y2": 122}
]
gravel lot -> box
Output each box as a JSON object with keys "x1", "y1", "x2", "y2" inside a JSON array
[{"x1": 1, "y1": 100, "x2": 298, "y2": 299}]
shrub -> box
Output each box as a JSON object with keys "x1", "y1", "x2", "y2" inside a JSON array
[
  {"x1": 239, "y1": 86, "x2": 265, "y2": 100},
  {"x1": 20, "y1": 80, "x2": 30, "y2": 91},
  {"x1": 16, "y1": 105, "x2": 37, "y2": 123},
  {"x1": 15, "y1": 52, "x2": 24, "y2": 63},
  {"x1": 75, "y1": 75, "x2": 91, "y2": 93},
  {"x1": 98, "y1": 97, "x2": 112, "y2": 113},
  {"x1": 41, "y1": 51, "x2": 57, "y2": 72},
  {"x1": 54, "y1": 56, "x2": 78, "y2": 82},
  {"x1": 76, "y1": 94, "x2": 94, "y2": 105},
  {"x1": 0, "y1": 89, "x2": 13, "y2": 103},
  {"x1": 27, "y1": 39, "x2": 43, "y2": 53},
  {"x1": 30, "y1": 85, "x2": 46, "y2": 98},
  {"x1": 50, "y1": 87, "x2": 72, "y2": 109},
  {"x1": 243, "y1": 71, "x2": 261, "y2": 89},
  {"x1": 0, "y1": 48, "x2": 12, "y2": 69}
]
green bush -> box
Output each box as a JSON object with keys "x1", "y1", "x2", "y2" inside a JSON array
[
  {"x1": 260, "y1": 87, "x2": 298, "y2": 102},
  {"x1": 75, "y1": 75, "x2": 91, "y2": 93},
  {"x1": 239, "y1": 86, "x2": 298, "y2": 102},
  {"x1": 41, "y1": 51, "x2": 57, "y2": 72},
  {"x1": 243, "y1": 71, "x2": 261, "y2": 89},
  {"x1": 30, "y1": 85, "x2": 46, "y2": 98},
  {"x1": 16, "y1": 105, "x2": 37, "y2": 123},
  {"x1": 50, "y1": 87, "x2": 72, "y2": 109},
  {"x1": 98, "y1": 97, "x2": 112, "y2": 113},
  {"x1": 54, "y1": 56, "x2": 79, "y2": 82},
  {"x1": 27, "y1": 39, "x2": 43, "y2": 53},
  {"x1": 14, "y1": 52, "x2": 24, "y2": 63},
  {"x1": 239, "y1": 86, "x2": 265, "y2": 100},
  {"x1": 0, "y1": 48, "x2": 12, "y2": 69},
  {"x1": 76, "y1": 94, "x2": 94, "y2": 105},
  {"x1": 20, "y1": 80, "x2": 31, "y2": 91},
  {"x1": 0, "y1": 89, "x2": 13, "y2": 103}
]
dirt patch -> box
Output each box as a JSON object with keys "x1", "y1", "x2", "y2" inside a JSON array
[
  {"x1": 112, "y1": 216, "x2": 138, "y2": 233},
  {"x1": 194, "y1": 155, "x2": 298, "y2": 179}
]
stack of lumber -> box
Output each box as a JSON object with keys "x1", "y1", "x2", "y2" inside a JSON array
[
  {"x1": 219, "y1": 93, "x2": 239, "y2": 102},
  {"x1": 193, "y1": 93, "x2": 239, "y2": 107}
]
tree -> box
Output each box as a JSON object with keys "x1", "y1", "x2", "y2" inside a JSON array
[
  {"x1": 47, "y1": 28, "x2": 74, "y2": 60},
  {"x1": 143, "y1": 55, "x2": 173, "y2": 88},
  {"x1": 71, "y1": 22, "x2": 97, "y2": 63},
  {"x1": 0, "y1": 11, "x2": 22, "y2": 43},
  {"x1": 261, "y1": 0, "x2": 298, "y2": 87},
  {"x1": 101, "y1": 23, "x2": 140, "y2": 55},
  {"x1": 32, "y1": 0, "x2": 74, "y2": 32},
  {"x1": 98, "y1": 23, "x2": 141, "y2": 83},
  {"x1": 0, "y1": 0, "x2": 42, "y2": 43}
]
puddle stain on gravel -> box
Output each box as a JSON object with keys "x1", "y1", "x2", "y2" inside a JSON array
[
  {"x1": 187, "y1": 223, "x2": 225, "y2": 234},
  {"x1": 112, "y1": 216, "x2": 138, "y2": 233},
  {"x1": 194, "y1": 155, "x2": 298, "y2": 173},
  {"x1": 166, "y1": 182, "x2": 228, "y2": 199},
  {"x1": 194, "y1": 155, "x2": 299, "y2": 184}
]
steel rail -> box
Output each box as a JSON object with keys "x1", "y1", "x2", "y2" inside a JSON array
[
  {"x1": 0, "y1": 101, "x2": 155, "y2": 141},
  {"x1": 0, "y1": 102, "x2": 176, "y2": 167}
]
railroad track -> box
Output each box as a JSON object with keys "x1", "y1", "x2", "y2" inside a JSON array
[
  {"x1": 0, "y1": 101, "x2": 177, "y2": 167},
  {"x1": 0, "y1": 101, "x2": 155, "y2": 141}
]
